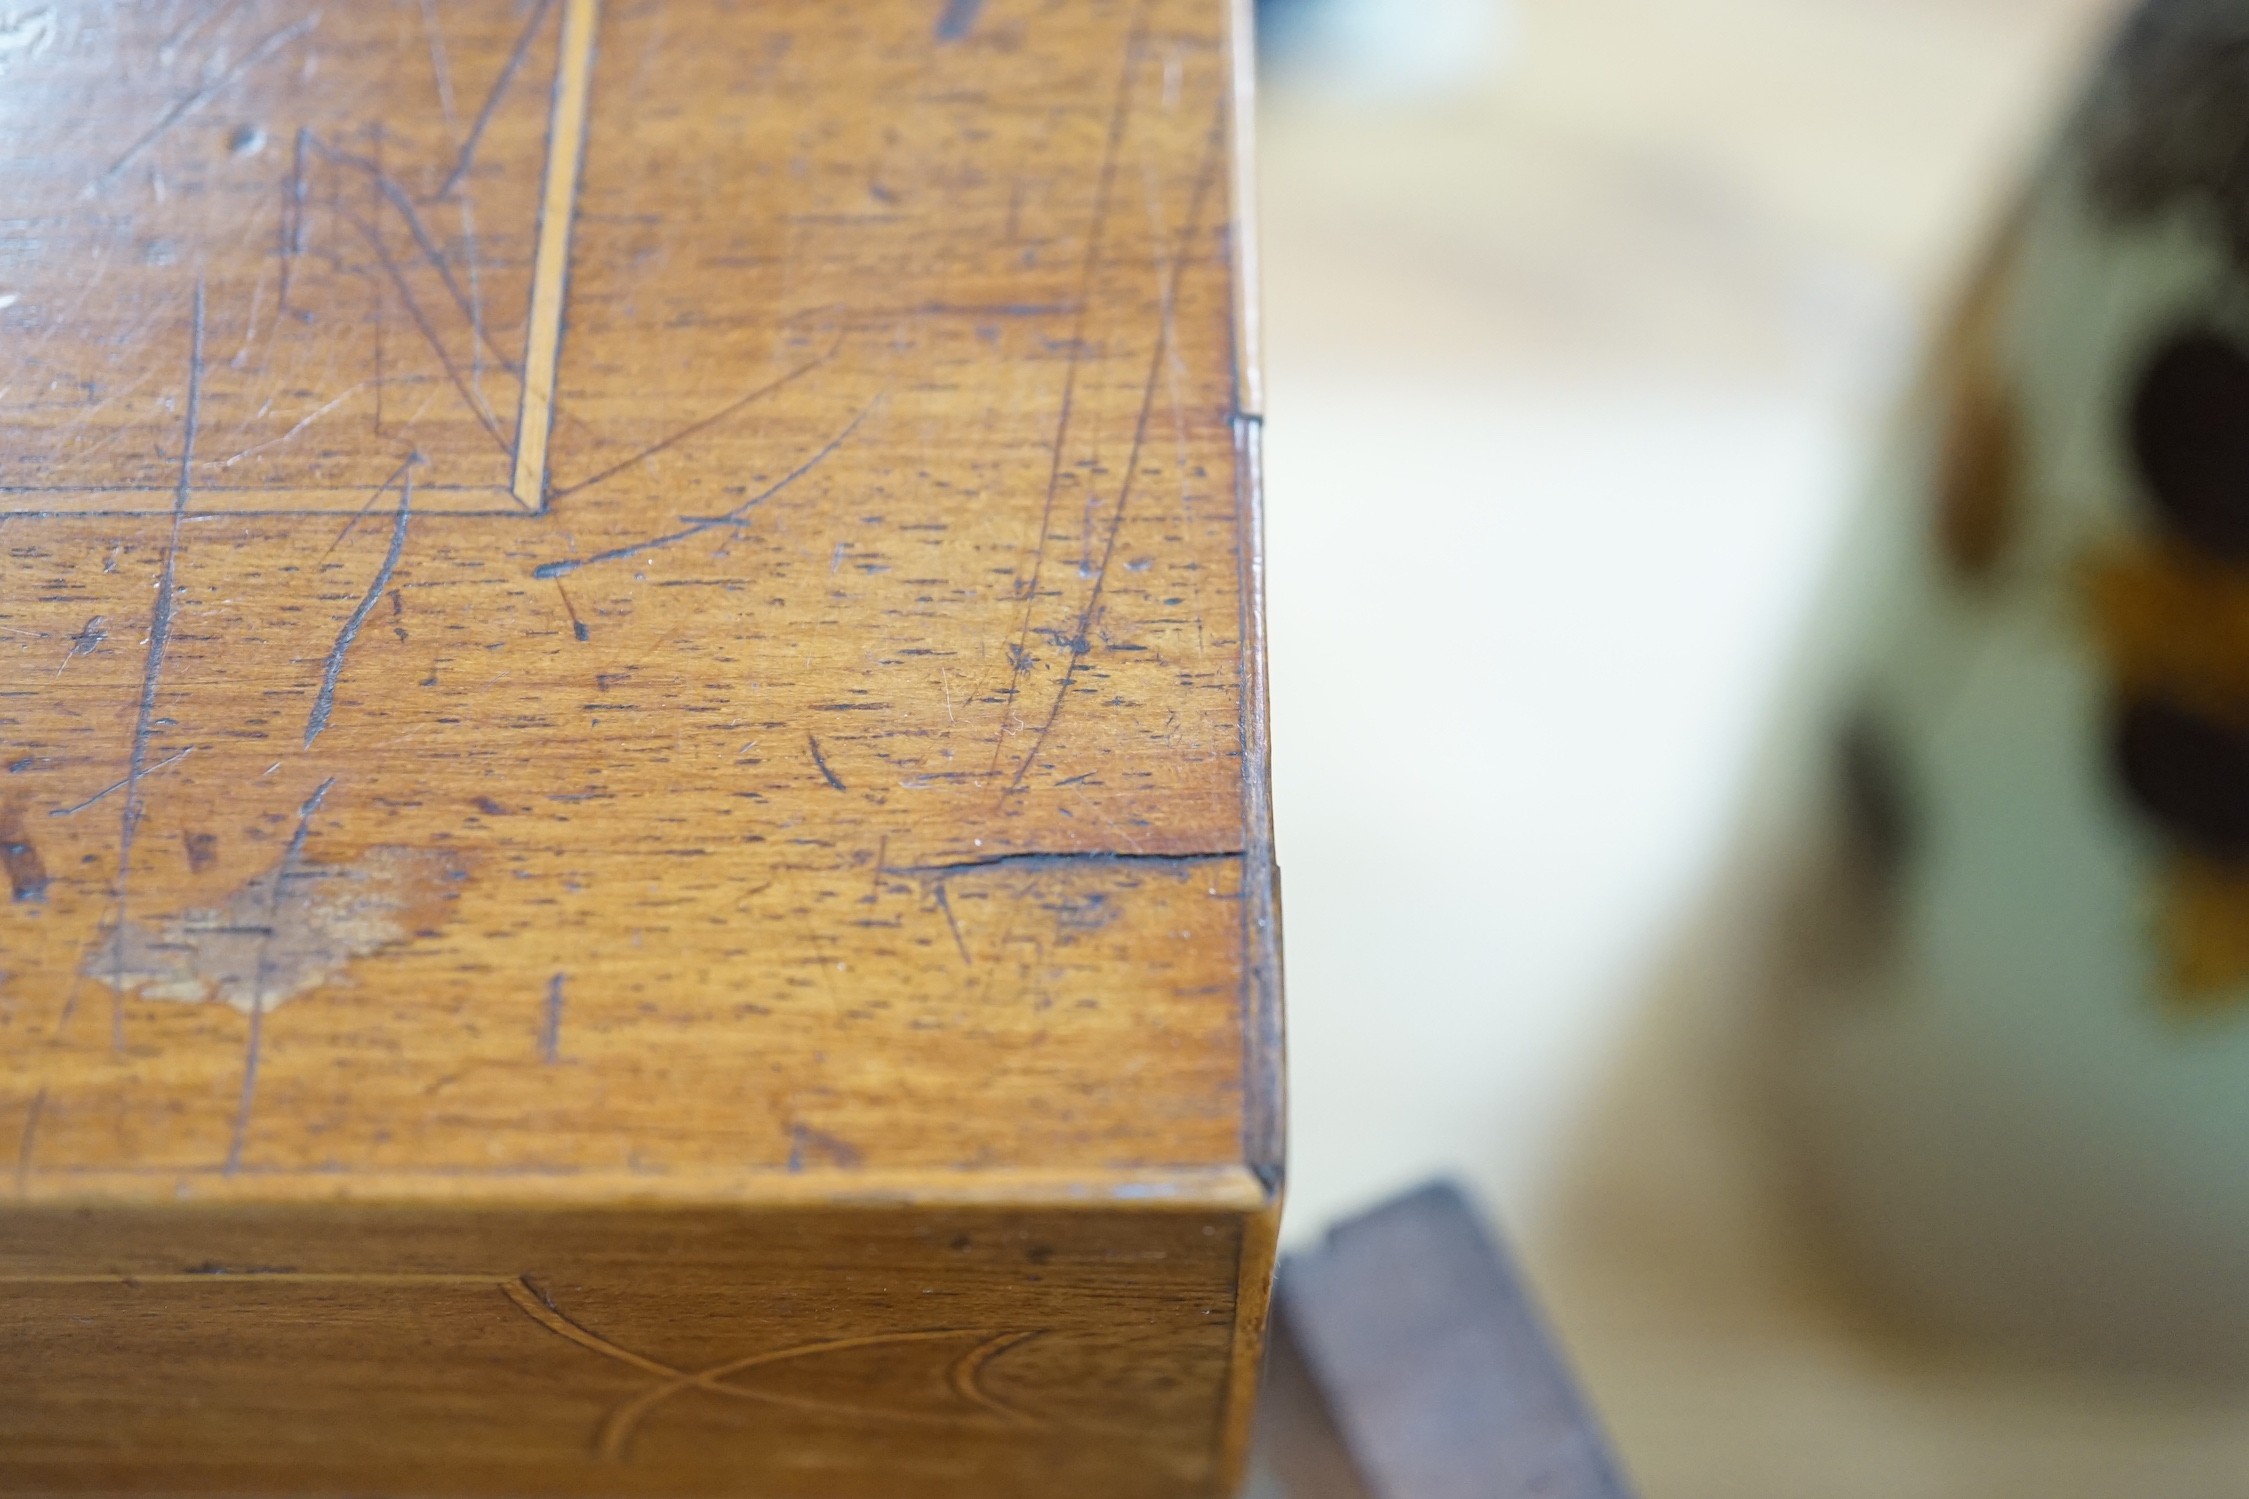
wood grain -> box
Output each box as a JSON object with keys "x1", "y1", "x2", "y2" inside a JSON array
[
  {"x1": 2, "y1": 1199, "x2": 1259, "y2": 1497},
  {"x1": 0, "y1": 0, "x2": 1277, "y2": 1492}
]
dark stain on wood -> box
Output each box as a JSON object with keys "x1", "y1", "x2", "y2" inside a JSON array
[{"x1": 0, "y1": 807, "x2": 50, "y2": 904}]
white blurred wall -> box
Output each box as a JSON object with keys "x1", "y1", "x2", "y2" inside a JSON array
[
  {"x1": 1263, "y1": 0, "x2": 2112, "y2": 1248},
  {"x1": 1252, "y1": 2, "x2": 2249, "y2": 1493}
]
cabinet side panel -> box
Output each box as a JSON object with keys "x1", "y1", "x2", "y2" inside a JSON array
[{"x1": 0, "y1": 1202, "x2": 1246, "y2": 1498}]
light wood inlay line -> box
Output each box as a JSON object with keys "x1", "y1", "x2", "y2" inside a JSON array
[
  {"x1": 0, "y1": 1273, "x2": 505, "y2": 1286},
  {"x1": 510, "y1": 0, "x2": 602, "y2": 511}
]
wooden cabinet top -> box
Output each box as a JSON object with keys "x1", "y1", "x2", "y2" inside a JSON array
[{"x1": 0, "y1": 0, "x2": 1275, "y2": 1209}]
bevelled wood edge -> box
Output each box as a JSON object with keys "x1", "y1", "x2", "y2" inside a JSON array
[
  {"x1": 1229, "y1": 0, "x2": 1264, "y2": 421},
  {"x1": 2, "y1": 1163, "x2": 1274, "y2": 1211},
  {"x1": 1236, "y1": 415, "x2": 1284, "y2": 1183},
  {"x1": 1216, "y1": 1194, "x2": 1283, "y2": 1492}
]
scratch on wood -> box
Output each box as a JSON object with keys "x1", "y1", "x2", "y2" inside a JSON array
[
  {"x1": 541, "y1": 974, "x2": 565, "y2": 1063},
  {"x1": 807, "y1": 732, "x2": 847, "y2": 792},
  {"x1": 225, "y1": 777, "x2": 336, "y2": 1174},
  {"x1": 323, "y1": 197, "x2": 508, "y2": 444},
  {"x1": 548, "y1": 342, "x2": 838, "y2": 504},
  {"x1": 890, "y1": 849, "x2": 1237, "y2": 879},
  {"x1": 110, "y1": 275, "x2": 206, "y2": 1052},
  {"x1": 279, "y1": 126, "x2": 310, "y2": 313},
  {"x1": 988, "y1": 3, "x2": 1153, "y2": 773},
  {"x1": 533, "y1": 396, "x2": 875, "y2": 579},
  {"x1": 50, "y1": 747, "x2": 194, "y2": 819},
  {"x1": 552, "y1": 580, "x2": 590, "y2": 641},
  {"x1": 216, "y1": 383, "x2": 369, "y2": 470},
  {"x1": 87, "y1": 14, "x2": 322, "y2": 195},
  {"x1": 304, "y1": 134, "x2": 525, "y2": 381},
  {"x1": 371, "y1": 121, "x2": 387, "y2": 437},
  {"x1": 420, "y1": 0, "x2": 460, "y2": 141},
  {"x1": 1144, "y1": 152, "x2": 1205, "y2": 646},
  {"x1": 459, "y1": 190, "x2": 489, "y2": 401},
  {"x1": 437, "y1": 0, "x2": 557, "y2": 198},
  {"x1": 933, "y1": 882, "x2": 972, "y2": 966},
  {"x1": 330, "y1": 197, "x2": 511, "y2": 449},
  {"x1": 306, "y1": 474, "x2": 412, "y2": 748},
  {"x1": 1003, "y1": 105, "x2": 1227, "y2": 793}
]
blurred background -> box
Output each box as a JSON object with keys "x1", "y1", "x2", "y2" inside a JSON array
[{"x1": 1256, "y1": 0, "x2": 2249, "y2": 1492}]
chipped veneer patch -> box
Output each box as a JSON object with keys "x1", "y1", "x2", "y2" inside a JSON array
[{"x1": 85, "y1": 847, "x2": 463, "y2": 1013}]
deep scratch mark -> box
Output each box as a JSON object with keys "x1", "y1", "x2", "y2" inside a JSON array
[
  {"x1": 48, "y1": 746, "x2": 193, "y2": 819},
  {"x1": 112, "y1": 277, "x2": 206, "y2": 1053},
  {"x1": 306, "y1": 475, "x2": 412, "y2": 748},
  {"x1": 550, "y1": 343, "x2": 840, "y2": 503},
  {"x1": 541, "y1": 973, "x2": 564, "y2": 1063},
  {"x1": 224, "y1": 777, "x2": 335, "y2": 1175},
  {"x1": 87, "y1": 14, "x2": 321, "y2": 195},
  {"x1": 1003, "y1": 106, "x2": 1227, "y2": 793},
  {"x1": 437, "y1": 0, "x2": 556, "y2": 198},
  {"x1": 989, "y1": 2, "x2": 1154, "y2": 773},
  {"x1": 933, "y1": 882, "x2": 972, "y2": 966},
  {"x1": 553, "y1": 581, "x2": 589, "y2": 640},
  {"x1": 533, "y1": 396, "x2": 875, "y2": 579},
  {"x1": 890, "y1": 849, "x2": 1236, "y2": 879},
  {"x1": 935, "y1": 0, "x2": 985, "y2": 41},
  {"x1": 807, "y1": 733, "x2": 846, "y2": 792}
]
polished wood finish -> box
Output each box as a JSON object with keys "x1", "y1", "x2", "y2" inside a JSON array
[{"x1": 0, "y1": 0, "x2": 1277, "y2": 1493}]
